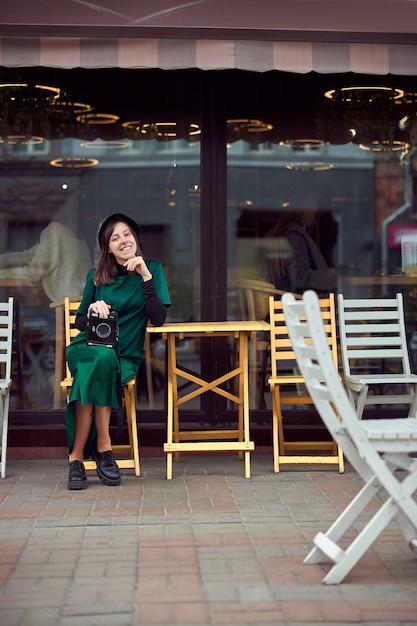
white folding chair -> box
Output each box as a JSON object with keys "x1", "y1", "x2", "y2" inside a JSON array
[
  {"x1": 338, "y1": 293, "x2": 417, "y2": 419},
  {"x1": 0, "y1": 298, "x2": 14, "y2": 478},
  {"x1": 282, "y1": 290, "x2": 417, "y2": 584}
]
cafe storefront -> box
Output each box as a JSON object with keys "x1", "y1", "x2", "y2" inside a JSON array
[{"x1": 2, "y1": 1, "x2": 417, "y2": 450}]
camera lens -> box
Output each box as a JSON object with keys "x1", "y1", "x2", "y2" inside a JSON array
[{"x1": 96, "y1": 322, "x2": 112, "y2": 339}]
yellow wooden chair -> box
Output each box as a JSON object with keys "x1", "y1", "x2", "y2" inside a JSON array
[
  {"x1": 237, "y1": 278, "x2": 287, "y2": 408},
  {"x1": 268, "y1": 293, "x2": 344, "y2": 473},
  {"x1": 238, "y1": 278, "x2": 285, "y2": 320},
  {"x1": 61, "y1": 297, "x2": 140, "y2": 476}
]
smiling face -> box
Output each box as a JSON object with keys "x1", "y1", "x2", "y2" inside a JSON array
[{"x1": 108, "y1": 221, "x2": 138, "y2": 265}]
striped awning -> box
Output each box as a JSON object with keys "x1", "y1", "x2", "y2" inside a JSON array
[
  {"x1": 2, "y1": 36, "x2": 417, "y2": 74},
  {"x1": 2, "y1": 0, "x2": 417, "y2": 75}
]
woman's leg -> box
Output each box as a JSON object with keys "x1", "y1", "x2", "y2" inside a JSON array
[
  {"x1": 68, "y1": 401, "x2": 93, "y2": 490},
  {"x1": 94, "y1": 405, "x2": 112, "y2": 452},
  {"x1": 70, "y1": 401, "x2": 94, "y2": 461},
  {"x1": 70, "y1": 403, "x2": 112, "y2": 458},
  {"x1": 91, "y1": 405, "x2": 121, "y2": 486}
]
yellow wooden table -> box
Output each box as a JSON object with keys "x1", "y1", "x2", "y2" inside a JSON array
[{"x1": 147, "y1": 320, "x2": 270, "y2": 479}]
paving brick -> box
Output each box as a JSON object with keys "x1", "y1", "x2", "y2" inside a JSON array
[{"x1": 0, "y1": 456, "x2": 415, "y2": 626}]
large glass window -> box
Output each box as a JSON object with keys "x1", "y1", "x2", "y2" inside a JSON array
[
  {"x1": 2, "y1": 66, "x2": 417, "y2": 421},
  {"x1": 227, "y1": 140, "x2": 376, "y2": 295},
  {"x1": 0, "y1": 69, "x2": 201, "y2": 413},
  {"x1": 225, "y1": 72, "x2": 417, "y2": 411}
]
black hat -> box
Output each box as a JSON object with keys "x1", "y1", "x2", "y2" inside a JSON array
[{"x1": 97, "y1": 213, "x2": 141, "y2": 249}]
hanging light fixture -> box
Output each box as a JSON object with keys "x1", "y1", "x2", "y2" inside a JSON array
[
  {"x1": 324, "y1": 86, "x2": 405, "y2": 103},
  {"x1": 0, "y1": 83, "x2": 61, "y2": 100},
  {"x1": 285, "y1": 162, "x2": 334, "y2": 171},
  {"x1": 227, "y1": 119, "x2": 273, "y2": 133},
  {"x1": 122, "y1": 121, "x2": 201, "y2": 141},
  {"x1": 50, "y1": 157, "x2": 99, "y2": 168},
  {"x1": 52, "y1": 100, "x2": 93, "y2": 115},
  {"x1": 80, "y1": 140, "x2": 130, "y2": 150},
  {"x1": 1, "y1": 134, "x2": 44, "y2": 145},
  {"x1": 76, "y1": 112, "x2": 120, "y2": 125},
  {"x1": 358, "y1": 140, "x2": 410, "y2": 152},
  {"x1": 226, "y1": 118, "x2": 273, "y2": 142},
  {"x1": 0, "y1": 82, "x2": 62, "y2": 140},
  {"x1": 280, "y1": 138, "x2": 325, "y2": 150},
  {"x1": 324, "y1": 85, "x2": 408, "y2": 149}
]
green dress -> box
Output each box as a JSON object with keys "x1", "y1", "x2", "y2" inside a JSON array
[{"x1": 66, "y1": 260, "x2": 171, "y2": 456}]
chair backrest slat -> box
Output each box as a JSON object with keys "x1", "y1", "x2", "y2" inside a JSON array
[
  {"x1": 0, "y1": 298, "x2": 14, "y2": 381},
  {"x1": 338, "y1": 292, "x2": 412, "y2": 377},
  {"x1": 344, "y1": 323, "x2": 401, "y2": 334},
  {"x1": 269, "y1": 293, "x2": 337, "y2": 378}
]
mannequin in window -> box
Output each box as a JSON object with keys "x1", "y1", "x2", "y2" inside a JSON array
[{"x1": 0, "y1": 208, "x2": 92, "y2": 302}]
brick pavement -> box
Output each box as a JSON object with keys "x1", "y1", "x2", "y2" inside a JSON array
[{"x1": 0, "y1": 454, "x2": 416, "y2": 626}]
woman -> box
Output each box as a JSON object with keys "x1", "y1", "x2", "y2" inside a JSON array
[
  {"x1": 260, "y1": 210, "x2": 338, "y2": 296},
  {"x1": 66, "y1": 213, "x2": 171, "y2": 490}
]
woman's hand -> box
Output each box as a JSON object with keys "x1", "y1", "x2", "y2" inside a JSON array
[
  {"x1": 88, "y1": 300, "x2": 111, "y2": 318},
  {"x1": 124, "y1": 255, "x2": 152, "y2": 281}
]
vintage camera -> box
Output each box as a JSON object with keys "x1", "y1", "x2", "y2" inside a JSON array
[{"x1": 86, "y1": 310, "x2": 119, "y2": 348}]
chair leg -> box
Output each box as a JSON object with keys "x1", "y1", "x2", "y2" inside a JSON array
[
  {"x1": 336, "y1": 444, "x2": 345, "y2": 473},
  {"x1": 304, "y1": 474, "x2": 380, "y2": 565},
  {"x1": 257, "y1": 346, "x2": 268, "y2": 410},
  {"x1": 271, "y1": 385, "x2": 282, "y2": 473},
  {"x1": 277, "y1": 404, "x2": 286, "y2": 458},
  {"x1": 322, "y1": 496, "x2": 403, "y2": 585},
  {"x1": 355, "y1": 384, "x2": 369, "y2": 419},
  {"x1": 0, "y1": 393, "x2": 10, "y2": 479},
  {"x1": 395, "y1": 510, "x2": 417, "y2": 547},
  {"x1": 408, "y1": 384, "x2": 417, "y2": 417},
  {"x1": 124, "y1": 383, "x2": 140, "y2": 476},
  {"x1": 305, "y1": 465, "x2": 417, "y2": 584},
  {"x1": 144, "y1": 332, "x2": 154, "y2": 409}
]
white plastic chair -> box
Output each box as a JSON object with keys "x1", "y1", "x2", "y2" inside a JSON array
[
  {"x1": 338, "y1": 293, "x2": 417, "y2": 419},
  {"x1": 0, "y1": 297, "x2": 14, "y2": 478},
  {"x1": 282, "y1": 290, "x2": 417, "y2": 584}
]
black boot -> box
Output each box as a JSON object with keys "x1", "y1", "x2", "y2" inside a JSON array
[
  {"x1": 68, "y1": 460, "x2": 88, "y2": 490},
  {"x1": 91, "y1": 448, "x2": 121, "y2": 486}
]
